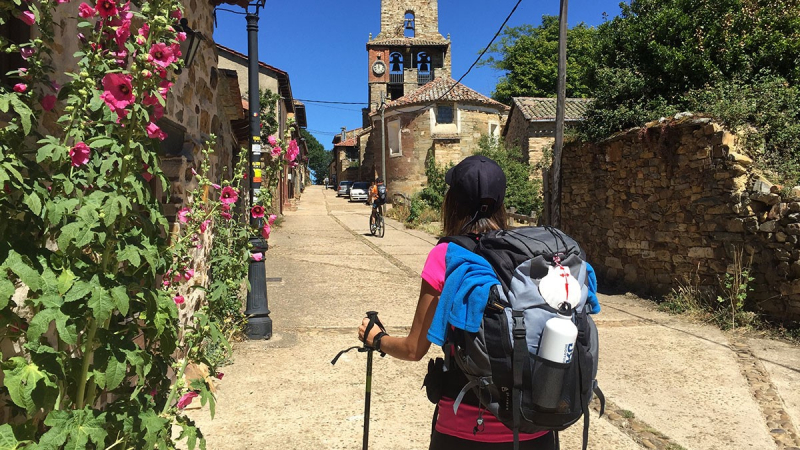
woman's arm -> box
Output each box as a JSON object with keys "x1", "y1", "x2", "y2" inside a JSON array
[{"x1": 359, "y1": 279, "x2": 439, "y2": 361}]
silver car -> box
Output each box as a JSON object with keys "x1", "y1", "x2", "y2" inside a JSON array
[
  {"x1": 349, "y1": 182, "x2": 370, "y2": 202},
  {"x1": 337, "y1": 181, "x2": 353, "y2": 197}
]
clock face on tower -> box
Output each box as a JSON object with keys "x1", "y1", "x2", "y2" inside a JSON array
[{"x1": 372, "y1": 60, "x2": 386, "y2": 76}]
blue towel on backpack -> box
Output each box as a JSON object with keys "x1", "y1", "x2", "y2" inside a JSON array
[
  {"x1": 427, "y1": 244, "x2": 499, "y2": 346},
  {"x1": 586, "y1": 262, "x2": 601, "y2": 314}
]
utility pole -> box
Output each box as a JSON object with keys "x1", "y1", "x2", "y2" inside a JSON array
[
  {"x1": 550, "y1": 0, "x2": 568, "y2": 228},
  {"x1": 380, "y1": 92, "x2": 386, "y2": 183},
  {"x1": 244, "y1": 0, "x2": 272, "y2": 340},
  {"x1": 380, "y1": 92, "x2": 387, "y2": 217}
]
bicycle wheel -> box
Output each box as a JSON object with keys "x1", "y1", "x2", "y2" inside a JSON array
[
  {"x1": 369, "y1": 213, "x2": 377, "y2": 235},
  {"x1": 378, "y1": 214, "x2": 385, "y2": 238}
]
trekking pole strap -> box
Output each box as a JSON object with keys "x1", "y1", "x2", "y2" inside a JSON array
[
  {"x1": 364, "y1": 311, "x2": 387, "y2": 357},
  {"x1": 331, "y1": 346, "x2": 362, "y2": 365}
]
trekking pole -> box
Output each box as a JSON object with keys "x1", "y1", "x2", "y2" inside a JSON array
[{"x1": 331, "y1": 311, "x2": 386, "y2": 450}]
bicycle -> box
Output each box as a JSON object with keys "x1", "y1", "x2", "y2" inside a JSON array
[{"x1": 369, "y1": 203, "x2": 385, "y2": 238}]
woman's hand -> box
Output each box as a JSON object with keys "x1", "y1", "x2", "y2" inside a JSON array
[{"x1": 358, "y1": 317, "x2": 382, "y2": 347}]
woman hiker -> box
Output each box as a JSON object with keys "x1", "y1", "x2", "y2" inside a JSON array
[{"x1": 357, "y1": 155, "x2": 557, "y2": 450}]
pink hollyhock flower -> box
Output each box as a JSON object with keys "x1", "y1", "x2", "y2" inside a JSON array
[
  {"x1": 136, "y1": 35, "x2": 145, "y2": 45},
  {"x1": 141, "y1": 163, "x2": 154, "y2": 183},
  {"x1": 41, "y1": 95, "x2": 56, "y2": 111},
  {"x1": 96, "y1": 0, "x2": 118, "y2": 18},
  {"x1": 268, "y1": 214, "x2": 277, "y2": 225},
  {"x1": 267, "y1": 135, "x2": 277, "y2": 146},
  {"x1": 69, "y1": 142, "x2": 91, "y2": 167},
  {"x1": 220, "y1": 186, "x2": 238, "y2": 205},
  {"x1": 158, "y1": 80, "x2": 173, "y2": 96},
  {"x1": 170, "y1": 43, "x2": 182, "y2": 58},
  {"x1": 221, "y1": 211, "x2": 232, "y2": 220},
  {"x1": 13, "y1": 83, "x2": 26, "y2": 93},
  {"x1": 261, "y1": 223, "x2": 271, "y2": 240},
  {"x1": 173, "y1": 295, "x2": 185, "y2": 305},
  {"x1": 171, "y1": 9, "x2": 182, "y2": 20},
  {"x1": 286, "y1": 139, "x2": 300, "y2": 162},
  {"x1": 78, "y1": 3, "x2": 95, "y2": 17},
  {"x1": 149, "y1": 43, "x2": 175, "y2": 69},
  {"x1": 289, "y1": 161, "x2": 298, "y2": 168},
  {"x1": 177, "y1": 207, "x2": 191, "y2": 223},
  {"x1": 251, "y1": 205, "x2": 265, "y2": 218},
  {"x1": 100, "y1": 73, "x2": 134, "y2": 113},
  {"x1": 271, "y1": 146, "x2": 282, "y2": 158},
  {"x1": 183, "y1": 269, "x2": 194, "y2": 280},
  {"x1": 216, "y1": 373, "x2": 224, "y2": 380},
  {"x1": 200, "y1": 219, "x2": 211, "y2": 233},
  {"x1": 20, "y1": 47, "x2": 34, "y2": 60},
  {"x1": 162, "y1": 279, "x2": 170, "y2": 287},
  {"x1": 146, "y1": 122, "x2": 167, "y2": 140},
  {"x1": 115, "y1": 20, "x2": 131, "y2": 50},
  {"x1": 177, "y1": 391, "x2": 197, "y2": 409},
  {"x1": 211, "y1": 183, "x2": 221, "y2": 189},
  {"x1": 138, "y1": 23, "x2": 149, "y2": 38},
  {"x1": 58, "y1": 0, "x2": 70, "y2": 3},
  {"x1": 19, "y1": 11, "x2": 35, "y2": 25},
  {"x1": 177, "y1": 32, "x2": 187, "y2": 42},
  {"x1": 252, "y1": 252, "x2": 263, "y2": 262}
]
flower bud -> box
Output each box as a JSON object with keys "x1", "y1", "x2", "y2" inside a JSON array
[
  {"x1": 80, "y1": 70, "x2": 89, "y2": 78},
  {"x1": 78, "y1": 89, "x2": 88, "y2": 96}
]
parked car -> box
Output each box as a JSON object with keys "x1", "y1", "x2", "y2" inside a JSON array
[
  {"x1": 337, "y1": 181, "x2": 353, "y2": 197},
  {"x1": 349, "y1": 182, "x2": 370, "y2": 202}
]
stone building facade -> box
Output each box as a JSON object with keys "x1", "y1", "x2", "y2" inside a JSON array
[
  {"x1": 503, "y1": 97, "x2": 591, "y2": 166},
  {"x1": 216, "y1": 44, "x2": 309, "y2": 214},
  {"x1": 559, "y1": 116, "x2": 800, "y2": 322},
  {"x1": 364, "y1": 77, "x2": 508, "y2": 196}
]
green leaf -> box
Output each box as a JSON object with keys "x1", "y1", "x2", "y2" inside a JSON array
[
  {"x1": 55, "y1": 312, "x2": 78, "y2": 345},
  {"x1": 9, "y1": 96, "x2": 32, "y2": 135},
  {"x1": 88, "y1": 138, "x2": 115, "y2": 149},
  {"x1": 25, "y1": 192, "x2": 42, "y2": 216},
  {"x1": 110, "y1": 285, "x2": 129, "y2": 315},
  {"x1": 57, "y1": 269, "x2": 76, "y2": 295},
  {"x1": 64, "y1": 280, "x2": 92, "y2": 303},
  {"x1": 43, "y1": 409, "x2": 108, "y2": 450},
  {"x1": 88, "y1": 287, "x2": 114, "y2": 322},
  {"x1": 4, "y1": 251, "x2": 41, "y2": 292},
  {"x1": 57, "y1": 222, "x2": 94, "y2": 251},
  {"x1": 0, "y1": 279, "x2": 14, "y2": 310},
  {"x1": 95, "y1": 347, "x2": 126, "y2": 391},
  {"x1": 0, "y1": 94, "x2": 9, "y2": 113},
  {"x1": 0, "y1": 424, "x2": 19, "y2": 450},
  {"x1": 117, "y1": 245, "x2": 141, "y2": 267},
  {"x1": 27, "y1": 308, "x2": 58, "y2": 342},
  {"x1": 139, "y1": 409, "x2": 168, "y2": 447},
  {"x1": 1, "y1": 357, "x2": 58, "y2": 415}
]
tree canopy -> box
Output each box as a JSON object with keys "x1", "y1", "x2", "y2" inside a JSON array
[
  {"x1": 301, "y1": 129, "x2": 330, "y2": 184},
  {"x1": 482, "y1": 15, "x2": 598, "y2": 105}
]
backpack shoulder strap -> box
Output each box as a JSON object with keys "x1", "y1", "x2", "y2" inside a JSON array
[{"x1": 437, "y1": 234, "x2": 481, "y2": 252}]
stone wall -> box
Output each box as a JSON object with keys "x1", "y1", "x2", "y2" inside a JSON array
[{"x1": 560, "y1": 117, "x2": 800, "y2": 322}]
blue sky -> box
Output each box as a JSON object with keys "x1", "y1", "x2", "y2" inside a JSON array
[{"x1": 212, "y1": 0, "x2": 627, "y2": 149}]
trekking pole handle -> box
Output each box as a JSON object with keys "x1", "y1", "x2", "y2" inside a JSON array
[{"x1": 363, "y1": 311, "x2": 387, "y2": 356}]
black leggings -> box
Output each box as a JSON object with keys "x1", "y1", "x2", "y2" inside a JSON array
[{"x1": 429, "y1": 430, "x2": 557, "y2": 450}]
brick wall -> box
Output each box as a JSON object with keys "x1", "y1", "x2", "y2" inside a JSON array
[{"x1": 560, "y1": 117, "x2": 800, "y2": 322}]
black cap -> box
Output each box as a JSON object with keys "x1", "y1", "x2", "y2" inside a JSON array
[{"x1": 445, "y1": 155, "x2": 506, "y2": 215}]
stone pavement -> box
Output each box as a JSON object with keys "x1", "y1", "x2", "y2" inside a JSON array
[{"x1": 186, "y1": 185, "x2": 800, "y2": 450}]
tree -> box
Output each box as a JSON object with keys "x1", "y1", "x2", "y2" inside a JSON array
[
  {"x1": 482, "y1": 16, "x2": 598, "y2": 105},
  {"x1": 301, "y1": 129, "x2": 330, "y2": 184},
  {"x1": 579, "y1": 0, "x2": 800, "y2": 182}
]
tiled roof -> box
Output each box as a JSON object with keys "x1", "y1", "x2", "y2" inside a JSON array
[
  {"x1": 512, "y1": 97, "x2": 592, "y2": 122},
  {"x1": 384, "y1": 77, "x2": 509, "y2": 111},
  {"x1": 368, "y1": 37, "x2": 449, "y2": 47},
  {"x1": 334, "y1": 138, "x2": 357, "y2": 147}
]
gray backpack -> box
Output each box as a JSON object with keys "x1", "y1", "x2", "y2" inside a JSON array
[{"x1": 438, "y1": 226, "x2": 604, "y2": 450}]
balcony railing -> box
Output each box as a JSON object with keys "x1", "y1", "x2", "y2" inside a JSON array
[
  {"x1": 418, "y1": 71, "x2": 433, "y2": 85},
  {"x1": 389, "y1": 73, "x2": 404, "y2": 84}
]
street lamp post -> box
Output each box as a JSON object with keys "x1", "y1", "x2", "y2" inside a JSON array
[{"x1": 243, "y1": 0, "x2": 272, "y2": 340}]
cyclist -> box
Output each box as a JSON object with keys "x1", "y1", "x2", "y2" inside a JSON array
[{"x1": 371, "y1": 178, "x2": 387, "y2": 211}]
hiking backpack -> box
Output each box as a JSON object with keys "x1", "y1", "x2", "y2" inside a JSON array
[
  {"x1": 377, "y1": 184, "x2": 387, "y2": 202},
  {"x1": 437, "y1": 226, "x2": 604, "y2": 450}
]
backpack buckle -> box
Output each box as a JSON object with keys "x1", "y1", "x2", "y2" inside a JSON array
[{"x1": 511, "y1": 311, "x2": 525, "y2": 338}]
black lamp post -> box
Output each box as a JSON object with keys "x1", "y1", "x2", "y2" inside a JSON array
[{"x1": 243, "y1": 0, "x2": 272, "y2": 340}]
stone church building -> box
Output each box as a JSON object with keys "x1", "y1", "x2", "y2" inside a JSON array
[{"x1": 359, "y1": 0, "x2": 509, "y2": 197}]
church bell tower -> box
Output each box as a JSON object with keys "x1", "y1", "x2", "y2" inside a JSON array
[{"x1": 366, "y1": 0, "x2": 452, "y2": 114}]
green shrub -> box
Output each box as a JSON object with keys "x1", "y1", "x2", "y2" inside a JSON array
[{"x1": 475, "y1": 136, "x2": 542, "y2": 217}]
